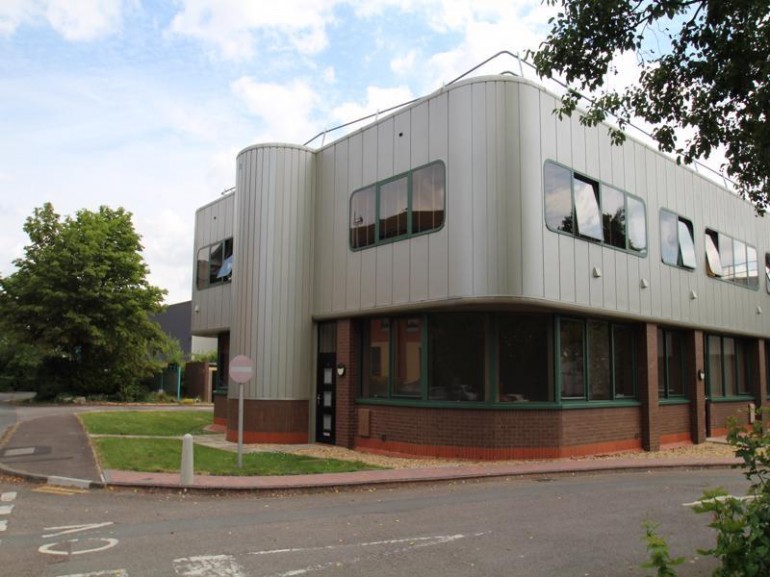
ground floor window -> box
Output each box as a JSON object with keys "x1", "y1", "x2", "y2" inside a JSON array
[
  {"x1": 358, "y1": 312, "x2": 635, "y2": 404},
  {"x1": 706, "y1": 334, "x2": 753, "y2": 398},
  {"x1": 658, "y1": 328, "x2": 686, "y2": 399},
  {"x1": 557, "y1": 317, "x2": 637, "y2": 401}
]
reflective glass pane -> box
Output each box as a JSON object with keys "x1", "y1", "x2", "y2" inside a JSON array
[
  {"x1": 544, "y1": 162, "x2": 573, "y2": 232},
  {"x1": 393, "y1": 318, "x2": 422, "y2": 398},
  {"x1": 602, "y1": 185, "x2": 626, "y2": 248},
  {"x1": 498, "y1": 315, "x2": 551, "y2": 402},
  {"x1": 668, "y1": 331, "x2": 685, "y2": 396},
  {"x1": 626, "y1": 196, "x2": 647, "y2": 252},
  {"x1": 766, "y1": 253, "x2": 770, "y2": 293},
  {"x1": 733, "y1": 239, "x2": 747, "y2": 285},
  {"x1": 613, "y1": 326, "x2": 635, "y2": 398},
  {"x1": 350, "y1": 186, "x2": 376, "y2": 249},
  {"x1": 428, "y1": 314, "x2": 485, "y2": 402},
  {"x1": 196, "y1": 247, "x2": 210, "y2": 289},
  {"x1": 588, "y1": 320, "x2": 611, "y2": 400},
  {"x1": 678, "y1": 219, "x2": 697, "y2": 269},
  {"x1": 362, "y1": 319, "x2": 389, "y2": 398},
  {"x1": 723, "y1": 337, "x2": 736, "y2": 396},
  {"x1": 721, "y1": 234, "x2": 735, "y2": 281},
  {"x1": 705, "y1": 232, "x2": 722, "y2": 277},
  {"x1": 560, "y1": 319, "x2": 584, "y2": 399},
  {"x1": 707, "y1": 335, "x2": 723, "y2": 397},
  {"x1": 747, "y1": 246, "x2": 759, "y2": 289},
  {"x1": 736, "y1": 340, "x2": 750, "y2": 395},
  {"x1": 412, "y1": 163, "x2": 445, "y2": 234},
  {"x1": 379, "y1": 177, "x2": 409, "y2": 240},
  {"x1": 574, "y1": 176, "x2": 603, "y2": 241},
  {"x1": 209, "y1": 242, "x2": 224, "y2": 284},
  {"x1": 659, "y1": 210, "x2": 678, "y2": 265},
  {"x1": 657, "y1": 328, "x2": 666, "y2": 395}
]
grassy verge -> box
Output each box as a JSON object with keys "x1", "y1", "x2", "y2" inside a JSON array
[
  {"x1": 92, "y1": 437, "x2": 382, "y2": 476},
  {"x1": 80, "y1": 410, "x2": 214, "y2": 436}
]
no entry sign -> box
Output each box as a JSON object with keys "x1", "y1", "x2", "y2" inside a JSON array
[{"x1": 229, "y1": 355, "x2": 253, "y2": 383}]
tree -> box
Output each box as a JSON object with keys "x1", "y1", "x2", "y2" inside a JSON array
[
  {"x1": 532, "y1": 1, "x2": 770, "y2": 212},
  {"x1": 0, "y1": 203, "x2": 175, "y2": 399}
]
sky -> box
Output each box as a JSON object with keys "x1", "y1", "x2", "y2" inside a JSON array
[{"x1": 0, "y1": 1, "x2": 721, "y2": 306}]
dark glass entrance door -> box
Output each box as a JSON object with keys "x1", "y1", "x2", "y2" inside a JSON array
[{"x1": 315, "y1": 352, "x2": 336, "y2": 444}]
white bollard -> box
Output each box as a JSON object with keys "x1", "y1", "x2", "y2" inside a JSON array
[{"x1": 180, "y1": 433, "x2": 194, "y2": 487}]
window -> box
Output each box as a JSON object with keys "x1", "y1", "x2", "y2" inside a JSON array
[
  {"x1": 393, "y1": 318, "x2": 422, "y2": 398},
  {"x1": 544, "y1": 161, "x2": 646, "y2": 255},
  {"x1": 766, "y1": 253, "x2": 770, "y2": 293},
  {"x1": 350, "y1": 161, "x2": 445, "y2": 250},
  {"x1": 428, "y1": 314, "x2": 486, "y2": 402},
  {"x1": 704, "y1": 229, "x2": 758, "y2": 289},
  {"x1": 660, "y1": 210, "x2": 696, "y2": 269},
  {"x1": 497, "y1": 314, "x2": 552, "y2": 402},
  {"x1": 557, "y1": 317, "x2": 636, "y2": 401},
  {"x1": 706, "y1": 334, "x2": 753, "y2": 398},
  {"x1": 658, "y1": 328, "x2": 686, "y2": 399},
  {"x1": 362, "y1": 319, "x2": 390, "y2": 398},
  {"x1": 196, "y1": 238, "x2": 233, "y2": 290}
]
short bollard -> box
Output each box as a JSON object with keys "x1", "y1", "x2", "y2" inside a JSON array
[{"x1": 180, "y1": 433, "x2": 194, "y2": 487}]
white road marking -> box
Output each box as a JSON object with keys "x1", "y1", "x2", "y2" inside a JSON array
[
  {"x1": 0, "y1": 505, "x2": 13, "y2": 515},
  {"x1": 39, "y1": 538, "x2": 119, "y2": 556},
  {"x1": 43, "y1": 522, "x2": 114, "y2": 539},
  {"x1": 1, "y1": 492, "x2": 17, "y2": 502},
  {"x1": 0, "y1": 520, "x2": 7, "y2": 532},
  {"x1": 252, "y1": 533, "x2": 488, "y2": 577},
  {"x1": 55, "y1": 570, "x2": 128, "y2": 577},
  {"x1": 173, "y1": 554, "x2": 245, "y2": 577},
  {"x1": 4, "y1": 447, "x2": 35, "y2": 457}
]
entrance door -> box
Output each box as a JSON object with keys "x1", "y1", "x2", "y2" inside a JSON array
[{"x1": 315, "y1": 352, "x2": 336, "y2": 444}]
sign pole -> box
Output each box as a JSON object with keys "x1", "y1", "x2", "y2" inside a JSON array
[
  {"x1": 229, "y1": 355, "x2": 254, "y2": 470},
  {"x1": 237, "y1": 382, "x2": 244, "y2": 468}
]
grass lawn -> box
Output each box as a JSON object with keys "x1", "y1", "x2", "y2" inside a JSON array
[
  {"x1": 91, "y1": 437, "x2": 382, "y2": 476},
  {"x1": 80, "y1": 410, "x2": 214, "y2": 436}
]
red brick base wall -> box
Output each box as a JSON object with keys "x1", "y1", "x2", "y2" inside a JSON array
[
  {"x1": 709, "y1": 401, "x2": 753, "y2": 437},
  {"x1": 225, "y1": 399, "x2": 309, "y2": 443},
  {"x1": 659, "y1": 403, "x2": 692, "y2": 445},
  {"x1": 353, "y1": 405, "x2": 643, "y2": 460},
  {"x1": 213, "y1": 391, "x2": 228, "y2": 426}
]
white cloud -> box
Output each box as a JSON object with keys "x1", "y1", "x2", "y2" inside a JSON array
[
  {"x1": 231, "y1": 77, "x2": 321, "y2": 143},
  {"x1": 332, "y1": 85, "x2": 414, "y2": 126},
  {"x1": 390, "y1": 50, "x2": 416, "y2": 75},
  {"x1": 0, "y1": 0, "x2": 129, "y2": 40},
  {"x1": 167, "y1": 0, "x2": 338, "y2": 60}
]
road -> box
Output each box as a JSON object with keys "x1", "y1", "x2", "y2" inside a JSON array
[{"x1": 0, "y1": 468, "x2": 748, "y2": 577}]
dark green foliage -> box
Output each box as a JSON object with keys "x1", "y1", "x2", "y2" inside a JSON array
[
  {"x1": 0, "y1": 203, "x2": 174, "y2": 399},
  {"x1": 532, "y1": 1, "x2": 770, "y2": 212},
  {"x1": 641, "y1": 522, "x2": 685, "y2": 577}
]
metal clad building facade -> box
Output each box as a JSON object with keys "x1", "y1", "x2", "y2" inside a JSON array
[{"x1": 193, "y1": 75, "x2": 770, "y2": 457}]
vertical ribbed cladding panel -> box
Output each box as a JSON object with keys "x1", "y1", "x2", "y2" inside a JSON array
[{"x1": 232, "y1": 144, "x2": 315, "y2": 401}]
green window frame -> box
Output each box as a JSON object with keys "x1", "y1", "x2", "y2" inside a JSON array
[
  {"x1": 196, "y1": 238, "x2": 233, "y2": 290},
  {"x1": 705, "y1": 333, "x2": 754, "y2": 398},
  {"x1": 349, "y1": 161, "x2": 445, "y2": 250},
  {"x1": 543, "y1": 160, "x2": 647, "y2": 256},
  {"x1": 555, "y1": 316, "x2": 637, "y2": 402},
  {"x1": 658, "y1": 328, "x2": 687, "y2": 399},
  {"x1": 660, "y1": 210, "x2": 696, "y2": 270},
  {"x1": 704, "y1": 228, "x2": 759, "y2": 289}
]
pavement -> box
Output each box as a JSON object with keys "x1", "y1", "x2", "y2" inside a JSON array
[{"x1": 0, "y1": 399, "x2": 742, "y2": 492}]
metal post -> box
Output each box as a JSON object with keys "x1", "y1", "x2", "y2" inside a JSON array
[
  {"x1": 237, "y1": 382, "x2": 244, "y2": 468},
  {"x1": 180, "y1": 433, "x2": 194, "y2": 486}
]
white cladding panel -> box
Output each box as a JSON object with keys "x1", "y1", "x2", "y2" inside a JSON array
[
  {"x1": 232, "y1": 145, "x2": 314, "y2": 400},
  {"x1": 191, "y1": 193, "x2": 234, "y2": 334}
]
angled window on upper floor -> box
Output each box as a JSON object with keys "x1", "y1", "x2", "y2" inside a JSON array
[
  {"x1": 350, "y1": 161, "x2": 445, "y2": 251},
  {"x1": 660, "y1": 210, "x2": 696, "y2": 270},
  {"x1": 543, "y1": 160, "x2": 646, "y2": 256},
  {"x1": 196, "y1": 237, "x2": 234, "y2": 290},
  {"x1": 705, "y1": 228, "x2": 758, "y2": 290},
  {"x1": 765, "y1": 253, "x2": 770, "y2": 293},
  {"x1": 350, "y1": 185, "x2": 376, "y2": 249}
]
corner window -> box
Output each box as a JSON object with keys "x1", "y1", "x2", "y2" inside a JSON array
[
  {"x1": 557, "y1": 317, "x2": 636, "y2": 401},
  {"x1": 196, "y1": 238, "x2": 233, "y2": 290},
  {"x1": 704, "y1": 228, "x2": 758, "y2": 289},
  {"x1": 706, "y1": 334, "x2": 753, "y2": 398},
  {"x1": 544, "y1": 161, "x2": 646, "y2": 255},
  {"x1": 497, "y1": 314, "x2": 552, "y2": 402},
  {"x1": 765, "y1": 253, "x2": 770, "y2": 293},
  {"x1": 350, "y1": 161, "x2": 445, "y2": 250},
  {"x1": 660, "y1": 210, "x2": 696, "y2": 269},
  {"x1": 428, "y1": 314, "x2": 486, "y2": 402},
  {"x1": 658, "y1": 328, "x2": 686, "y2": 399}
]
